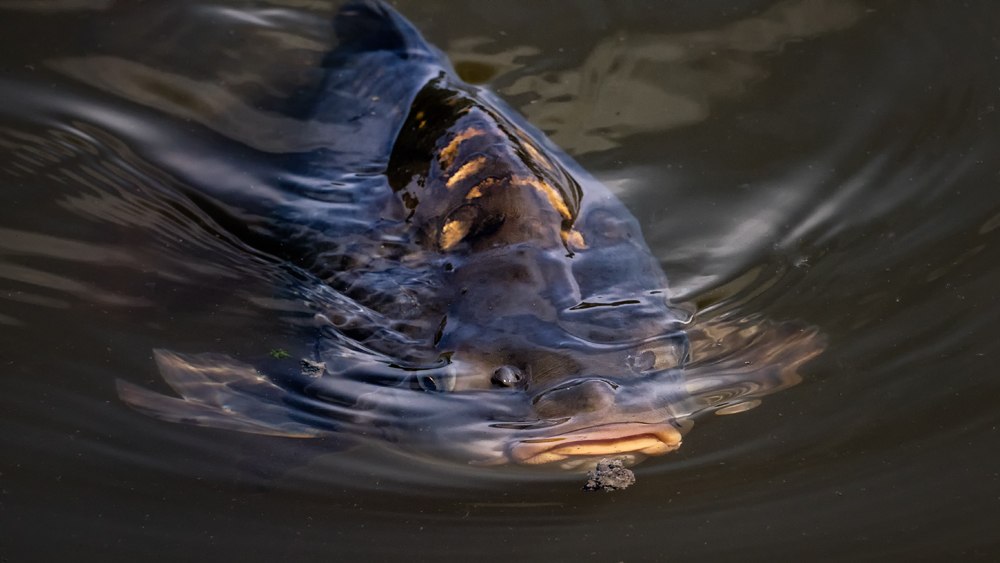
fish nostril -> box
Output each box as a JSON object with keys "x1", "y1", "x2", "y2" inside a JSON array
[
  {"x1": 532, "y1": 379, "x2": 616, "y2": 418},
  {"x1": 491, "y1": 365, "x2": 522, "y2": 388}
]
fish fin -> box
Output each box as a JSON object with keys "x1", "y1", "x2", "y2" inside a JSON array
[
  {"x1": 116, "y1": 350, "x2": 322, "y2": 438},
  {"x1": 300, "y1": 2, "x2": 450, "y2": 171},
  {"x1": 682, "y1": 318, "x2": 825, "y2": 413},
  {"x1": 330, "y1": 1, "x2": 439, "y2": 61}
]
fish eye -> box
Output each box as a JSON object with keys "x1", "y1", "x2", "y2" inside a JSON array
[
  {"x1": 417, "y1": 366, "x2": 456, "y2": 392},
  {"x1": 491, "y1": 365, "x2": 522, "y2": 388}
]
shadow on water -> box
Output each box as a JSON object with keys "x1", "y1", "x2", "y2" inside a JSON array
[{"x1": 1, "y1": 0, "x2": 1000, "y2": 561}]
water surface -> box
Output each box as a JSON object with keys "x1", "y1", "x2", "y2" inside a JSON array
[{"x1": 2, "y1": 0, "x2": 1000, "y2": 561}]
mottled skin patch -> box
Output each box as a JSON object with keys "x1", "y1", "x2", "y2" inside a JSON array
[
  {"x1": 440, "y1": 217, "x2": 472, "y2": 250},
  {"x1": 513, "y1": 175, "x2": 572, "y2": 221},
  {"x1": 439, "y1": 127, "x2": 485, "y2": 169},
  {"x1": 567, "y1": 229, "x2": 588, "y2": 250},
  {"x1": 464, "y1": 177, "x2": 498, "y2": 200},
  {"x1": 445, "y1": 155, "x2": 487, "y2": 189},
  {"x1": 386, "y1": 76, "x2": 582, "y2": 254}
]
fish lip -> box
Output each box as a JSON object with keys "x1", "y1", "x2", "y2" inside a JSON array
[{"x1": 507, "y1": 421, "x2": 682, "y2": 466}]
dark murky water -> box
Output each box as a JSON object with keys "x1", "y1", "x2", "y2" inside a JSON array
[{"x1": 2, "y1": 0, "x2": 1000, "y2": 561}]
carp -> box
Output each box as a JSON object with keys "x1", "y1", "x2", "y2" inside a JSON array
[{"x1": 117, "y1": 1, "x2": 822, "y2": 472}]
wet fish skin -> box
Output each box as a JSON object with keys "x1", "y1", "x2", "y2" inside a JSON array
[{"x1": 116, "y1": 1, "x2": 824, "y2": 471}]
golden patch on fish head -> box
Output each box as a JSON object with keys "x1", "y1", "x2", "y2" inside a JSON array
[
  {"x1": 465, "y1": 177, "x2": 502, "y2": 200},
  {"x1": 438, "y1": 127, "x2": 485, "y2": 169},
  {"x1": 446, "y1": 156, "x2": 487, "y2": 189},
  {"x1": 521, "y1": 140, "x2": 552, "y2": 172},
  {"x1": 438, "y1": 204, "x2": 485, "y2": 250},
  {"x1": 513, "y1": 175, "x2": 572, "y2": 221},
  {"x1": 566, "y1": 229, "x2": 588, "y2": 250},
  {"x1": 440, "y1": 218, "x2": 472, "y2": 250}
]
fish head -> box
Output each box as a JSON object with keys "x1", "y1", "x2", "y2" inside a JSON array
[
  {"x1": 440, "y1": 327, "x2": 692, "y2": 469},
  {"x1": 373, "y1": 76, "x2": 711, "y2": 468}
]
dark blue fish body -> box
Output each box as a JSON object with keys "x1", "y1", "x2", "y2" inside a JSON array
[{"x1": 118, "y1": 1, "x2": 822, "y2": 470}]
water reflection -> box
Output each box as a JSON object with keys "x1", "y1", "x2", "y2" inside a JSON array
[
  {"x1": 499, "y1": 0, "x2": 868, "y2": 153},
  {"x1": 1, "y1": 0, "x2": 1000, "y2": 561}
]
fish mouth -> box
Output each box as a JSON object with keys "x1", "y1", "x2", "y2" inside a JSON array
[{"x1": 509, "y1": 422, "x2": 682, "y2": 466}]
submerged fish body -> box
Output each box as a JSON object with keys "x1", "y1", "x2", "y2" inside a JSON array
[{"x1": 117, "y1": 1, "x2": 823, "y2": 471}]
